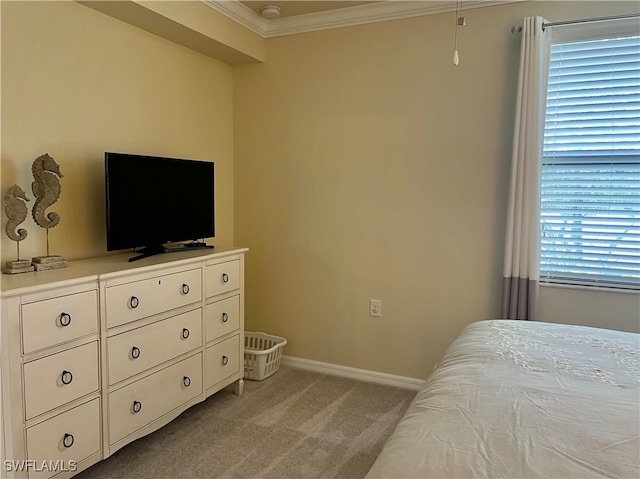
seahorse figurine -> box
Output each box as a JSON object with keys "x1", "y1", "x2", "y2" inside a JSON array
[
  {"x1": 4, "y1": 184, "x2": 30, "y2": 242},
  {"x1": 31, "y1": 153, "x2": 64, "y2": 229}
]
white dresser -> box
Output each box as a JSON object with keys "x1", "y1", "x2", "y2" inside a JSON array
[{"x1": 0, "y1": 247, "x2": 246, "y2": 479}]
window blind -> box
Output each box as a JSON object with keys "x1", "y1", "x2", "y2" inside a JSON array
[{"x1": 541, "y1": 34, "x2": 640, "y2": 289}]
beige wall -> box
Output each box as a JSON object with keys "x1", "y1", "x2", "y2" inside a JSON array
[
  {"x1": 1, "y1": 0, "x2": 637, "y2": 380},
  {"x1": 0, "y1": 0, "x2": 234, "y2": 262},
  {"x1": 539, "y1": 286, "x2": 639, "y2": 333},
  {"x1": 233, "y1": 1, "x2": 640, "y2": 379}
]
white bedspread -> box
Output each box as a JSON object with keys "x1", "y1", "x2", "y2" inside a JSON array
[{"x1": 366, "y1": 320, "x2": 640, "y2": 478}]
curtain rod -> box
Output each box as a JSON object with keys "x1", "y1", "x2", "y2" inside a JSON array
[
  {"x1": 511, "y1": 13, "x2": 639, "y2": 33},
  {"x1": 542, "y1": 13, "x2": 640, "y2": 30}
]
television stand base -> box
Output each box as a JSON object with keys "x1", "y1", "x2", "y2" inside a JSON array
[
  {"x1": 128, "y1": 243, "x2": 214, "y2": 262},
  {"x1": 184, "y1": 241, "x2": 211, "y2": 249}
]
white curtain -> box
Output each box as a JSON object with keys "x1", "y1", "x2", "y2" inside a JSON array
[{"x1": 502, "y1": 16, "x2": 551, "y2": 321}]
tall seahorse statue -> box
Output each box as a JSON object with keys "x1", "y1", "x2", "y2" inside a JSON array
[
  {"x1": 4, "y1": 184, "x2": 30, "y2": 242},
  {"x1": 31, "y1": 153, "x2": 64, "y2": 229}
]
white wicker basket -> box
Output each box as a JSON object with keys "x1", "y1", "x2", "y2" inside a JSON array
[{"x1": 244, "y1": 332, "x2": 287, "y2": 381}]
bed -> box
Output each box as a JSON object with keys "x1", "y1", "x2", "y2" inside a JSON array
[{"x1": 366, "y1": 320, "x2": 640, "y2": 478}]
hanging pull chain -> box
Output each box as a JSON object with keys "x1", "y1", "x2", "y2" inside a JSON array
[{"x1": 453, "y1": 0, "x2": 465, "y2": 66}]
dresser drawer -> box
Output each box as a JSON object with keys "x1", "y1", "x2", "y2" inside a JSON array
[
  {"x1": 107, "y1": 309, "x2": 202, "y2": 385},
  {"x1": 205, "y1": 296, "x2": 239, "y2": 342},
  {"x1": 26, "y1": 398, "x2": 101, "y2": 479},
  {"x1": 23, "y1": 342, "x2": 99, "y2": 420},
  {"x1": 205, "y1": 260, "x2": 240, "y2": 298},
  {"x1": 105, "y1": 268, "x2": 202, "y2": 328},
  {"x1": 108, "y1": 353, "x2": 202, "y2": 445},
  {"x1": 205, "y1": 335, "x2": 240, "y2": 389},
  {"x1": 22, "y1": 291, "x2": 98, "y2": 355}
]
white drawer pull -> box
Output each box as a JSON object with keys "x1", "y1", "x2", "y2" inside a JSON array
[
  {"x1": 183, "y1": 376, "x2": 191, "y2": 387},
  {"x1": 181, "y1": 283, "x2": 190, "y2": 295},
  {"x1": 61, "y1": 370, "x2": 73, "y2": 385},
  {"x1": 59, "y1": 312, "x2": 72, "y2": 327},
  {"x1": 222, "y1": 355, "x2": 229, "y2": 366},
  {"x1": 222, "y1": 312, "x2": 229, "y2": 323},
  {"x1": 222, "y1": 273, "x2": 229, "y2": 283},
  {"x1": 131, "y1": 346, "x2": 141, "y2": 359},
  {"x1": 132, "y1": 400, "x2": 142, "y2": 414},
  {"x1": 129, "y1": 296, "x2": 139, "y2": 309},
  {"x1": 62, "y1": 433, "x2": 75, "y2": 448}
]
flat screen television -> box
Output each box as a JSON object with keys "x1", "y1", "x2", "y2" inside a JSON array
[{"x1": 105, "y1": 152, "x2": 215, "y2": 262}]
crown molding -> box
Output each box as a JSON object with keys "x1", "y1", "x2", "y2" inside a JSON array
[
  {"x1": 202, "y1": 0, "x2": 267, "y2": 37},
  {"x1": 203, "y1": 1, "x2": 522, "y2": 38}
]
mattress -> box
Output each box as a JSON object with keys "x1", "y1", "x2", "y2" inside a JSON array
[{"x1": 366, "y1": 320, "x2": 640, "y2": 478}]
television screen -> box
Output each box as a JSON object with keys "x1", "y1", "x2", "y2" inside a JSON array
[{"x1": 105, "y1": 152, "x2": 214, "y2": 260}]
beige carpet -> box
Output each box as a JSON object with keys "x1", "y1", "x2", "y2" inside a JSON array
[{"x1": 76, "y1": 366, "x2": 417, "y2": 479}]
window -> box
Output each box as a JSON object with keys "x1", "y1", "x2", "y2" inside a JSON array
[{"x1": 541, "y1": 21, "x2": 640, "y2": 290}]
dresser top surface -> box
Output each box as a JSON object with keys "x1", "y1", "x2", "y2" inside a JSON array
[{"x1": 1, "y1": 246, "x2": 248, "y2": 296}]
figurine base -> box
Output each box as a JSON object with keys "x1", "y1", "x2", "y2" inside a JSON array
[
  {"x1": 2, "y1": 260, "x2": 35, "y2": 274},
  {"x1": 31, "y1": 256, "x2": 68, "y2": 271}
]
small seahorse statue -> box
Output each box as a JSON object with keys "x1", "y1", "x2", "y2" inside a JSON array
[
  {"x1": 31, "y1": 153, "x2": 63, "y2": 229},
  {"x1": 4, "y1": 184, "x2": 30, "y2": 242}
]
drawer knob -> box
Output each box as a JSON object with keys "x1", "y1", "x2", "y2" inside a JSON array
[
  {"x1": 62, "y1": 433, "x2": 75, "y2": 448},
  {"x1": 222, "y1": 355, "x2": 229, "y2": 366},
  {"x1": 181, "y1": 283, "x2": 190, "y2": 295},
  {"x1": 222, "y1": 312, "x2": 229, "y2": 323},
  {"x1": 181, "y1": 328, "x2": 190, "y2": 340},
  {"x1": 222, "y1": 273, "x2": 229, "y2": 283},
  {"x1": 129, "y1": 296, "x2": 140, "y2": 309},
  {"x1": 59, "y1": 312, "x2": 72, "y2": 327},
  {"x1": 131, "y1": 346, "x2": 141, "y2": 359},
  {"x1": 132, "y1": 401, "x2": 142, "y2": 413},
  {"x1": 61, "y1": 370, "x2": 73, "y2": 385},
  {"x1": 183, "y1": 376, "x2": 191, "y2": 387}
]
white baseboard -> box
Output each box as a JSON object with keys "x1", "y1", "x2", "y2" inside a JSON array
[{"x1": 281, "y1": 355, "x2": 425, "y2": 391}]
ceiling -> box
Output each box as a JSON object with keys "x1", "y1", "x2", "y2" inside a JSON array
[
  {"x1": 207, "y1": 1, "x2": 516, "y2": 38},
  {"x1": 240, "y1": 1, "x2": 377, "y2": 19}
]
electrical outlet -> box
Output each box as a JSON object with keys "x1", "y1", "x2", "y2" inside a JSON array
[{"x1": 370, "y1": 299, "x2": 381, "y2": 317}]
